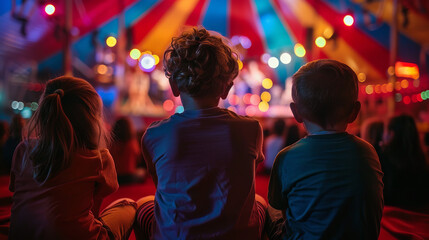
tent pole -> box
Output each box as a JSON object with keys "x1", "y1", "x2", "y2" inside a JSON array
[
  {"x1": 388, "y1": 0, "x2": 398, "y2": 116},
  {"x1": 64, "y1": 0, "x2": 73, "y2": 76}
]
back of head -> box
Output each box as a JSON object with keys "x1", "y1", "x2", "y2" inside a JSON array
[
  {"x1": 385, "y1": 114, "x2": 426, "y2": 170},
  {"x1": 164, "y1": 27, "x2": 239, "y2": 98},
  {"x1": 292, "y1": 59, "x2": 358, "y2": 128},
  {"x1": 112, "y1": 116, "x2": 135, "y2": 142},
  {"x1": 362, "y1": 120, "x2": 384, "y2": 148},
  {"x1": 25, "y1": 76, "x2": 106, "y2": 183},
  {"x1": 273, "y1": 119, "x2": 286, "y2": 136}
]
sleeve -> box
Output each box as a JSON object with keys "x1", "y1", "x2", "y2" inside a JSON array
[
  {"x1": 94, "y1": 150, "x2": 119, "y2": 198},
  {"x1": 141, "y1": 131, "x2": 158, "y2": 186},
  {"x1": 255, "y1": 121, "x2": 265, "y2": 165},
  {"x1": 268, "y1": 152, "x2": 288, "y2": 210},
  {"x1": 9, "y1": 141, "x2": 26, "y2": 192}
]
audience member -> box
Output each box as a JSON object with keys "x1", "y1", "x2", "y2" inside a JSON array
[
  {"x1": 135, "y1": 27, "x2": 267, "y2": 239},
  {"x1": 9, "y1": 76, "x2": 136, "y2": 239},
  {"x1": 2, "y1": 115, "x2": 24, "y2": 172},
  {"x1": 110, "y1": 116, "x2": 145, "y2": 184},
  {"x1": 380, "y1": 114, "x2": 429, "y2": 209},
  {"x1": 268, "y1": 59, "x2": 384, "y2": 239},
  {"x1": 263, "y1": 119, "x2": 285, "y2": 173},
  {"x1": 283, "y1": 124, "x2": 300, "y2": 148},
  {"x1": 361, "y1": 118, "x2": 384, "y2": 157}
]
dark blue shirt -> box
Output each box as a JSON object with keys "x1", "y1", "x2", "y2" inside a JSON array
[{"x1": 268, "y1": 132, "x2": 383, "y2": 240}]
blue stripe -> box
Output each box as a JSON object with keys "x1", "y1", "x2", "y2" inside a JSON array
[
  {"x1": 252, "y1": 0, "x2": 305, "y2": 84},
  {"x1": 38, "y1": 0, "x2": 158, "y2": 74},
  {"x1": 201, "y1": 0, "x2": 228, "y2": 36}
]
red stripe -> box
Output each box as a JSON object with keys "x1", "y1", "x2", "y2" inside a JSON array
[
  {"x1": 271, "y1": 0, "x2": 326, "y2": 61},
  {"x1": 131, "y1": 0, "x2": 177, "y2": 45},
  {"x1": 304, "y1": 0, "x2": 389, "y2": 76},
  {"x1": 184, "y1": 0, "x2": 208, "y2": 26},
  {"x1": 229, "y1": 0, "x2": 266, "y2": 57}
]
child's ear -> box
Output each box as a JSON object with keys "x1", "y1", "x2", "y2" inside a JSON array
[
  {"x1": 220, "y1": 83, "x2": 233, "y2": 100},
  {"x1": 290, "y1": 102, "x2": 303, "y2": 123},
  {"x1": 169, "y1": 78, "x2": 180, "y2": 97},
  {"x1": 347, "y1": 101, "x2": 361, "y2": 123}
]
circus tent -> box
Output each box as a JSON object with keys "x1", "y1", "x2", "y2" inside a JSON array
[{"x1": 0, "y1": 0, "x2": 428, "y2": 119}]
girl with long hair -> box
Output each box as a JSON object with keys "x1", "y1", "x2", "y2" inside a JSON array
[{"x1": 9, "y1": 76, "x2": 136, "y2": 239}]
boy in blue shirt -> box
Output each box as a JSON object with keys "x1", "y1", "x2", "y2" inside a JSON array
[{"x1": 268, "y1": 59, "x2": 384, "y2": 239}]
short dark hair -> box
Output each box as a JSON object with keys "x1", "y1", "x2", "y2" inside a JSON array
[
  {"x1": 164, "y1": 27, "x2": 239, "y2": 98},
  {"x1": 292, "y1": 59, "x2": 358, "y2": 128}
]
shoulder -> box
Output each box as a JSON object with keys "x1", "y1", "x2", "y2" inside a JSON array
[{"x1": 349, "y1": 134, "x2": 379, "y2": 157}]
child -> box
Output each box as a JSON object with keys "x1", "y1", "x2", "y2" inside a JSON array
[
  {"x1": 268, "y1": 60, "x2": 384, "y2": 239},
  {"x1": 135, "y1": 27, "x2": 267, "y2": 239},
  {"x1": 9, "y1": 76, "x2": 136, "y2": 239}
]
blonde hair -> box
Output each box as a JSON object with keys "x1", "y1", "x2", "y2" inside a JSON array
[{"x1": 24, "y1": 76, "x2": 109, "y2": 183}]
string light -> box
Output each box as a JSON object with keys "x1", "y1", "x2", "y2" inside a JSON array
[
  {"x1": 294, "y1": 43, "x2": 306, "y2": 57},
  {"x1": 262, "y1": 78, "x2": 273, "y2": 89},
  {"x1": 45, "y1": 4, "x2": 55, "y2": 15},
  {"x1": 129, "y1": 49, "x2": 141, "y2": 60},
  {"x1": 268, "y1": 57, "x2": 279, "y2": 68},
  {"x1": 280, "y1": 53, "x2": 291, "y2": 64},
  {"x1": 106, "y1": 36, "x2": 117, "y2": 47},
  {"x1": 343, "y1": 15, "x2": 354, "y2": 26},
  {"x1": 315, "y1": 37, "x2": 326, "y2": 48}
]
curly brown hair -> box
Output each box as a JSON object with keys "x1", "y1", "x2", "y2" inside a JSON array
[{"x1": 164, "y1": 27, "x2": 239, "y2": 98}]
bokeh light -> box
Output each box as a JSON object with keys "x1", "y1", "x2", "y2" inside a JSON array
[
  {"x1": 358, "y1": 73, "x2": 366, "y2": 82},
  {"x1": 261, "y1": 53, "x2": 270, "y2": 63},
  {"x1": 45, "y1": 4, "x2": 55, "y2": 15},
  {"x1": 261, "y1": 91, "x2": 271, "y2": 102},
  {"x1": 258, "y1": 101, "x2": 269, "y2": 112},
  {"x1": 386, "y1": 83, "x2": 394, "y2": 92},
  {"x1": 139, "y1": 54, "x2": 156, "y2": 72},
  {"x1": 175, "y1": 106, "x2": 184, "y2": 113},
  {"x1": 280, "y1": 52, "x2": 291, "y2": 64},
  {"x1": 323, "y1": 27, "x2": 334, "y2": 39},
  {"x1": 262, "y1": 78, "x2": 273, "y2": 89},
  {"x1": 315, "y1": 37, "x2": 326, "y2": 48},
  {"x1": 243, "y1": 93, "x2": 252, "y2": 105},
  {"x1": 11, "y1": 101, "x2": 19, "y2": 110},
  {"x1": 163, "y1": 100, "x2": 174, "y2": 112},
  {"x1": 245, "y1": 106, "x2": 257, "y2": 116},
  {"x1": 294, "y1": 43, "x2": 306, "y2": 57},
  {"x1": 343, "y1": 15, "x2": 354, "y2": 26},
  {"x1": 400, "y1": 79, "x2": 409, "y2": 89},
  {"x1": 97, "y1": 64, "x2": 108, "y2": 75},
  {"x1": 250, "y1": 94, "x2": 260, "y2": 106},
  {"x1": 153, "y1": 54, "x2": 160, "y2": 65},
  {"x1": 129, "y1": 49, "x2": 141, "y2": 60},
  {"x1": 395, "y1": 93, "x2": 402, "y2": 102},
  {"x1": 268, "y1": 57, "x2": 279, "y2": 68},
  {"x1": 237, "y1": 59, "x2": 243, "y2": 70},
  {"x1": 403, "y1": 96, "x2": 411, "y2": 104},
  {"x1": 395, "y1": 81, "x2": 401, "y2": 91},
  {"x1": 106, "y1": 36, "x2": 117, "y2": 47},
  {"x1": 365, "y1": 85, "x2": 373, "y2": 95},
  {"x1": 228, "y1": 94, "x2": 240, "y2": 105},
  {"x1": 374, "y1": 84, "x2": 381, "y2": 94}
]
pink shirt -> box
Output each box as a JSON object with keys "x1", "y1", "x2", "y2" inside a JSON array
[{"x1": 9, "y1": 141, "x2": 118, "y2": 240}]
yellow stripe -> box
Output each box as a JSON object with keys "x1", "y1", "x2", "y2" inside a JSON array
[
  {"x1": 353, "y1": 0, "x2": 429, "y2": 46},
  {"x1": 282, "y1": 0, "x2": 386, "y2": 84},
  {"x1": 136, "y1": 0, "x2": 200, "y2": 56}
]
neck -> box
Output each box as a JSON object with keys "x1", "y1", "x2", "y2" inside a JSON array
[
  {"x1": 179, "y1": 93, "x2": 220, "y2": 111},
  {"x1": 303, "y1": 120, "x2": 347, "y2": 135}
]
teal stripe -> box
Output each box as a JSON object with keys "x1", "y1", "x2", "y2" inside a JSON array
[
  {"x1": 252, "y1": 0, "x2": 305, "y2": 84},
  {"x1": 201, "y1": 0, "x2": 228, "y2": 36}
]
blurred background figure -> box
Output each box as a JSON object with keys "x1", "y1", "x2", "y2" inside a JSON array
[
  {"x1": 0, "y1": 121, "x2": 9, "y2": 174},
  {"x1": 361, "y1": 119, "x2": 384, "y2": 157},
  {"x1": 381, "y1": 114, "x2": 429, "y2": 209},
  {"x1": 2, "y1": 115, "x2": 24, "y2": 173},
  {"x1": 283, "y1": 124, "x2": 300, "y2": 149},
  {"x1": 110, "y1": 116, "x2": 146, "y2": 184},
  {"x1": 263, "y1": 119, "x2": 286, "y2": 173}
]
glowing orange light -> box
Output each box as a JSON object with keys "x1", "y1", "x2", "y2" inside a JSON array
[
  {"x1": 261, "y1": 91, "x2": 271, "y2": 102},
  {"x1": 163, "y1": 100, "x2": 174, "y2": 112},
  {"x1": 97, "y1": 64, "x2": 108, "y2": 75},
  {"x1": 315, "y1": 37, "x2": 326, "y2": 48},
  {"x1": 343, "y1": 15, "x2": 354, "y2": 26},
  {"x1": 45, "y1": 4, "x2": 55, "y2": 15},
  {"x1": 237, "y1": 59, "x2": 243, "y2": 70},
  {"x1": 395, "y1": 61, "x2": 419, "y2": 79},
  {"x1": 374, "y1": 84, "x2": 381, "y2": 94},
  {"x1": 250, "y1": 94, "x2": 260, "y2": 106},
  {"x1": 358, "y1": 73, "x2": 366, "y2": 82},
  {"x1": 386, "y1": 83, "x2": 394, "y2": 92},
  {"x1": 400, "y1": 79, "x2": 409, "y2": 89},
  {"x1": 258, "y1": 101, "x2": 269, "y2": 112},
  {"x1": 395, "y1": 82, "x2": 401, "y2": 91},
  {"x1": 365, "y1": 85, "x2": 374, "y2": 95},
  {"x1": 381, "y1": 84, "x2": 387, "y2": 93},
  {"x1": 403, "y1": 96, "x2": 411, "y2": 104},
  {"x1": 153, "y1": 55, "x2": 160, "y2": 65}
]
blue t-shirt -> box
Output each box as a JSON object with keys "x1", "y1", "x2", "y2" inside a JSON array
[
  {"x1": 142, "y1": 107, "x2": 264, "y2": 239},
  {"x1": 268, "y1": 132, "x2": 383, "y2": 240}
]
